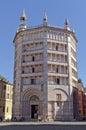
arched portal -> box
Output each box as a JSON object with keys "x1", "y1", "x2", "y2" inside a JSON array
[
  {"x1": 30, "y1": 95, "x2": 39, "y2": 119},
  {"x1": 22, "y1": 88, "x2": 42, "y2": 120}
]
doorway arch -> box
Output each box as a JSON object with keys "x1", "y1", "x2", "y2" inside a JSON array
[
  {"x1": 30, "y1": 95, "x2": 39, "y2": 119},
  {"x1": 22, "y1": 88, "x2": 42, "y2": 120}
]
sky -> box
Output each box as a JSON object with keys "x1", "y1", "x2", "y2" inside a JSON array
[{"x1": 0, "y1": 0, "x2": 86, "y2": 86}]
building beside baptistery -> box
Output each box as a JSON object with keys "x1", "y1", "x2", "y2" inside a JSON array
[
  {"x1": 0, "y1": 75, "x2": 13, "y2": 120},
  {"x1": 13, "y1": 10, "x2": 78, "y2": 121},
  {"x1": 76, "y1": 79, "x2": 86, "y2": 120}
]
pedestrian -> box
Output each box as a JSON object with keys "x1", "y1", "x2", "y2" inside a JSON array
[{"x1": 0, "y1": 115, "x2": 2, "y2": 122}]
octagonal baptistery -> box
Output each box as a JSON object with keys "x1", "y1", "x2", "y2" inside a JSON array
[{"x1": 13, "y1": 10, "x2": 78, "y2": 121}]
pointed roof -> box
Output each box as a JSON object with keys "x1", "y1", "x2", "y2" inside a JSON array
[
  {"x1": 64, "y1": 17, "x2": 70, "y2": 30},
  {"x1": 65, "y1": 17, "x2": 69, "y2": 26},
  {"x1": 20, "y1": 9, "x2": 27, "y2": 21},
  {"x1": 43, "y1": 12, "x2": 47, "y2": 22}
]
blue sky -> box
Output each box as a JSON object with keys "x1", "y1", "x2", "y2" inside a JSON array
[{"x1": 0, "y1": 0, "x2": 86, "y2": 86}]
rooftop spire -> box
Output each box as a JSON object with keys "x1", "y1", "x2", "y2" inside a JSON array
[
  {"x1": 19, "y1": 9, "x2": 27, "y2": 31},
  {"x1": 65, "y1": 18, "x2": 69, "y2": 26},
  {"x1": 20, "y1": 9, "x2": 27, "y2": 21},
  {"x1": 64, "y1": 17, "x2": 70, "y2": 30},
  {"x1": 43, "y1": 12, "x2": 48, "y2": 26}
]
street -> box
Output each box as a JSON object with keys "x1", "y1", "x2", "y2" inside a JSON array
[{"x1": 0, "y1": 121, "x2": 86, "y2": 130}]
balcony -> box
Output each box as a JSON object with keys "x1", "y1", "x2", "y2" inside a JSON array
[
  {"x1": 48, "y1": 72, "x2": 68, "y2": 77},
  {"x1": 71, "y1": 65, "x2": 77, "y2": 72},
  {"x1": 22, "y1": 47, "x2": 44, "y2": 54},
  {"x1": 47, "y1": 50, "x2": 67, "y2": 55},
  {"x1": 48, "y1": 60, "x2": 68, "y2": 66},
  {"x1": 71, "y1": 55, "x2": 76, "y2": 62},
  {"x1": 48, "y1": 84, "x2": 68, "y2": 90},
  {"x1": 21, "y1": 72, "x2": 43, "y2": 77},
  {"x1": 22, "y1": 60, "x2": 43, "y2": 66},
  {"x1": 22, "y1": 50, "x2": 43, "y2": 55},
  {"x1": 72, "y1": 76, "x2": 77, "y2": 81}
]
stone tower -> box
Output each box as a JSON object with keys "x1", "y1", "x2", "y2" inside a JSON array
[{"x1": 13, "y1": 11, "x2": 78, "y2": 121}]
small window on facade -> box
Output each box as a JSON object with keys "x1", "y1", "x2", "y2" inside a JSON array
[
  {"x1": 56, "y1": 45, "x2": 58, "y2": 50},
  {"x1": 32, "y1": 56, "x2": 35, "y2": 61},
  {"x1": 8, "y1": 86, "x2": 9, "y2": 91},
  {"x1": 7, "y1": 94, "x2": 9, "y2": 99},
  {"x1": 32, "y1": 68, "x2": 35, "y2": 73},
  {"x1": 22, "y1": 70, "x2": 24, "y2": 73},
  {"x1": 56, "y1": 94, "x2": 61, "y2": 100},
  {"x1": 3, "y1": 85, "x2": 6, "y2": 90},
  {"x1": 56, "y1": 68, "x2": 58, "y2": 73},
  {"x1": 57, "y1": 78, "x2": 60, "y2": 84},
  {"x1": 23, "y1": 60, "x2": 25, "y2": 63},
  {"x1": 31, "y1": 79, "x2": 36, "y2": 84},
  {"x1": 7, "y1": 107, "x2": 9, "y2": 113},
  {"x1": 57, "y1": 101, "x2": 61, "y2": 107},
  {"x1": 41, "y1": 84, "x2": 43, "y2": 91},
  {"x1": 3, "y1": 106, "x2": 5, "y2": 112}
]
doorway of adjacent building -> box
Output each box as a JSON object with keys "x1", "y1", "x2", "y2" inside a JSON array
[{"x1": 31, "y1": 105, "x2": 38, "y2": 119}]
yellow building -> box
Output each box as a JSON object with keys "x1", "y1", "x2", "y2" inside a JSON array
[{"x1": 0, "y1": 76, "x2": 13, "y2": 120}]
